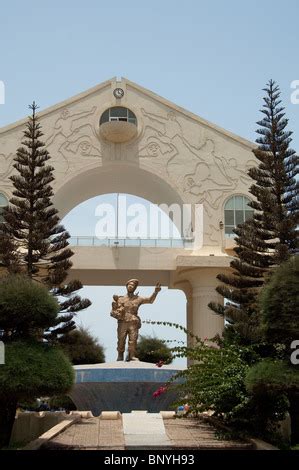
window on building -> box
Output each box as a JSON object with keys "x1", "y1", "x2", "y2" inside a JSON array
[
  {"x1": 0, "y1": 193, "x2": 8, "y2": 223},
  {"x1": 100, "y1": 107, "x2": 137, "y2": 125},
  {"x1": 224, "y1": 195, "x2": 254, "y2": 237}
]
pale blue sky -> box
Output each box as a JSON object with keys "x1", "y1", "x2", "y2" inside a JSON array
[
  {"x1": 0, "y1": 1, "x2": 298, "y2": 363},
  {"x1": 0, "y1": 1, "x2": 298, "y2": 148}
]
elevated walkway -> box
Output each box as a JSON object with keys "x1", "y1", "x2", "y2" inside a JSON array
[{"x1": 68, "y1": 239, "x2": 231, "y2": 286}]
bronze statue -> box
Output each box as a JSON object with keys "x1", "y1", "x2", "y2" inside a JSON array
[{"x1": 110, "y1": 279, "x2": 161, "y2": 361}]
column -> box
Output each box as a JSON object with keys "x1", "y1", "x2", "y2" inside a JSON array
[
  {"x1": 192, "y1": 285, "x2": 224, "y2": 340},
  {"x1": 177, "y1": 267, "x2": 227, "y2": 340},
  {"x1": 170, "y1": 279, "x2": 193, "y2": 345}
]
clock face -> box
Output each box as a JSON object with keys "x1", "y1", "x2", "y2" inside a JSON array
[{"x1": 113, "y1": 88, "x2": 124, "y2": 99}]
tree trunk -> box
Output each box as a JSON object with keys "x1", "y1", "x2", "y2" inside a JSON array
[{"x1": 0, "y1": 398, "x2": 17, "y2": 448}]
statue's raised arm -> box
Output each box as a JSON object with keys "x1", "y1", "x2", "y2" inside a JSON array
[{"x1": 140, "y1": 282, "x2": 161, "y2": 305}]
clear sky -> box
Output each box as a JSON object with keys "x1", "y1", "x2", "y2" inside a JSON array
[{"x1": 0, "y1": 1, "x2": 298, "y2": 363}]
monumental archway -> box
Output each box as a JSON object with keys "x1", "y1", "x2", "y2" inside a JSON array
[
  {"x1": 54, "y1": 163, "x2": 184, "y2": 222},
  {"x1": 0, "y1": 77, "x2": 256, "y2": 340}
]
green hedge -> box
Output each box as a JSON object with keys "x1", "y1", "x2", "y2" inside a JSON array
[{"x1": 0, "y1": 341, "x2": 74, "y2": 400}]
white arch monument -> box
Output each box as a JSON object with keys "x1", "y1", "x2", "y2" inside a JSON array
[{"x1": 0, "y1": 78, "x2": 256, "y2": 340}]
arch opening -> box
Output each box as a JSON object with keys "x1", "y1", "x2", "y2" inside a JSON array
[
  {"x1": 55, "y1": 164, "x2": 185, "y2": 234},
  {"x1": 62, "y1": 193, "x2": 186, "y2": 247},
  {"x1": 54, "y1": 166, "x2": 188, "y2": 367}
]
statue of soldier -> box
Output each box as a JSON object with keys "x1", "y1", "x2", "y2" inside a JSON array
[{"x1": 110, "y1": 279, "x2": 161, "y2": 361}]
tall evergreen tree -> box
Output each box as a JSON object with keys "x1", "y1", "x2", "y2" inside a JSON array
[
  {"x1": 0, "y1": 103, "x2": 91, "y2": 339},
  {"x1": 249, "y1": 80, "x2": 298, "y2": 262},
  {"x1": 209, "y1": 81, "x2": 298, "y2": 343}
]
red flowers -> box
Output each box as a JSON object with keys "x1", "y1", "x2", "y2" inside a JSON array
[
  {"x1": 156, "y1": 360, "x2": 164, "y2": 368},
  {"x1": 152, "y1": 386, "x2": 167, "y2": 398}
]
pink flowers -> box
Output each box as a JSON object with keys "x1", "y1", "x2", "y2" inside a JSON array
[{"x1": 152, "y1": 386, "x2": 167, "y2": 398}]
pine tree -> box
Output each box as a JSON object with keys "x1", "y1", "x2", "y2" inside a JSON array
[
  {"x1": 249, "y1": 80, "x2": 298, "y2": 262},
  {"x1": 209, "y1": 81, "x2": 298, "y2": 344},
  {"x1": 0, "y1": 103, "x2": 91, "y2": 340}
]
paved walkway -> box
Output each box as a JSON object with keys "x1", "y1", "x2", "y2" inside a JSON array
[
  {"x1": 42, "y1": 413, "x2": 253, "y2": 450},
  {"x1": 123, "y1": 411, "x2": 171, "y2": 449}
]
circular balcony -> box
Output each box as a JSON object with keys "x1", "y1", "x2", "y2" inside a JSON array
[{"x1": 99, "y1": 107, "x2": 138, "y2": 143}]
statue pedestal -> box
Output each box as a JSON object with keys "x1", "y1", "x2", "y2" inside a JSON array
[{"x1": 70, "y1": 361, "x2": 185, "y2": 416}]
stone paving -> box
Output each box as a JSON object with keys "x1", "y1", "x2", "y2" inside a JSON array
[
  {"x1": 43, "y1": 414, "x2": 253, "y2": 450},
  {"x1": 164, "y1": 418, "x2": 253, "y2": 449},
  {"x1": 45, "y1": 417, "x2": 125, "y2": 450}
]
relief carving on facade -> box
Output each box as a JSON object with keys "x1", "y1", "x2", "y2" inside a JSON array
[
  {"x1": 0, "y1": 152, "x2": 14, "y2": 180},
  {"x1": 130, "y1": 106, "x2": 254, "y2": 246},
  {"x1": 139, "y1": 136, "x2": 178, "y2": 161},
  {"x1": 44, "y1": 106, "x2": 102, "y2": 173},
  {"x1": 140, "y1": 107, "x2": 206, "y2": 182},
  {"x1": 137, "y1": 108, "x2": 247, "y2": 204}
]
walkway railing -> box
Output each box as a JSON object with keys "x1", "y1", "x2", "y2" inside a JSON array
[{"x1": 68, "y1": 236, "x2": 194, "y2": 248}]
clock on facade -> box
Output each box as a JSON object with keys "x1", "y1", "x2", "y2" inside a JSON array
[{"x1": 113, "y1": 88, "x2": 124, "y2": 99}]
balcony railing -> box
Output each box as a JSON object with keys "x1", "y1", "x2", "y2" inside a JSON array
[{"x1": 68, "y1": 236, "x2": 194, "y2": 248}]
